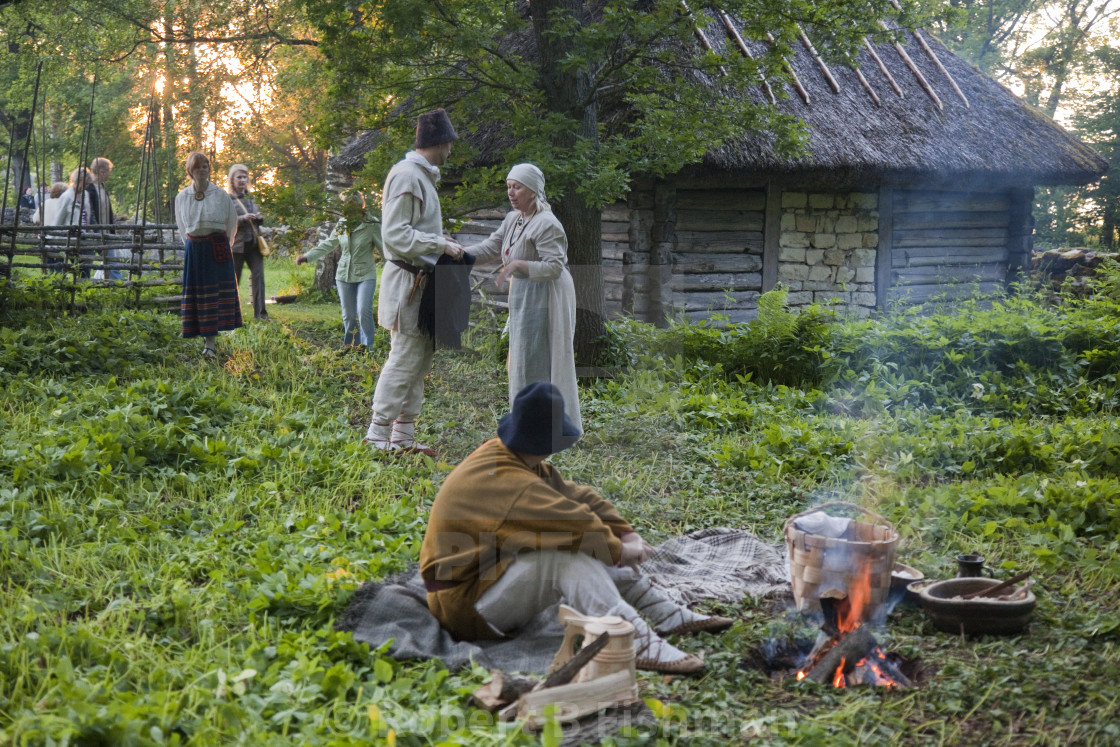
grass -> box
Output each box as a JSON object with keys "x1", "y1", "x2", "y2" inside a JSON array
[{"x1": 0, "y1": 277, "x2": 1118, "y2": 745}]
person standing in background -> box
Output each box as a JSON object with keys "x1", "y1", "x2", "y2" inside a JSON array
[
  {"x1": 86, "y1": 157, "x2": 124, "y2": 280},
  {"x1": 39, "y1": 182, "x2": 68, "y2": 227},
  {"x1": 175, "y1": 152, "x2": 242, "y2": 358},
  {"x1": 363, "y1": 108, "x2": 465, "y2": 455},
  {"x1": 227, "y1": 164, "x2": 269, "y2": 321},
  {"x1": 40, "y1": 181, "x2": 69, "y2": 274},
  {"x1": 296, "y1": 191, "x2": 381, "y2": 350},
  {"x1": 55, "y1": 167, "x2": 92, "y2": 277}
]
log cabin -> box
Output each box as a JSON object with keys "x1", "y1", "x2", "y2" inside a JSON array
[{"x1": 329, "y1": 18, "x2": 1107, "y2": 324}]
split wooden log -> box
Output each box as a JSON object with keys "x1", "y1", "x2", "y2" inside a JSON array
[
  {"x1": 471, "y1": 671, "x2": 539, "y2": 713},
  {"x1": 541, "y1": 631, "x2": 612, "y2": 689},
  {"x1": 517, "y1": 670, "x2": 641, "y2": 730},
  {"x1": 803, "y1": 625, "x2": 876, "y2": 684},
  {"x1": 497, "y1": 631, "x2": 612, "y2": 722}
]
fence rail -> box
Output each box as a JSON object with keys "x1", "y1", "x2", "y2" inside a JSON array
[{"x1": 1, "y1": 222, "x2": 186, "y2": 307}]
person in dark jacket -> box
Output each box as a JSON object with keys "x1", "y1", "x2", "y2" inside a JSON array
[{"x1": 227, "y1": 164, "x2": 269, "y2": 320}]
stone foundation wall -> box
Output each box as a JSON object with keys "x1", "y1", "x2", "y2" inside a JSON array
[{"x1": 777, "y1": 191, "x2": 879, "y2": 316}]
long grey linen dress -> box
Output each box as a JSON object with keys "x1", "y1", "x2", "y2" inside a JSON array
[{"x1": 469, "y1": 209, "x2": 581, "y2": 429}]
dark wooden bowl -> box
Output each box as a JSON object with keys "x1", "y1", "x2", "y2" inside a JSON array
[
  {"x1": 905, "y1": 578, "x2": 936, "y2": 605},
  {"x1": 919, "y1": 577, "x2": 1035, "y2": 635}
]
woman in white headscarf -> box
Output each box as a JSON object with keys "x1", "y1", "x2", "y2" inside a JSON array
[{"x1": 467, "y1": 163, "x2": 581, "y2": 430}]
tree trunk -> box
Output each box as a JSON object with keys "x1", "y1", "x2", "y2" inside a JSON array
[
  {"x1": 1103, "y1": 189, "x2": 1117, "y2": 250},
  {"x1": 314, "y1": 247, "x2": 341, "y2": 295},
  {"x1": 185, "y1": 6, "x2": 204, "y2": 149},
  {"x1": 164, "y1": 0, "x2": 180, "y2": 206},
  {"x1": 531, "y1": 0, "x2": 607, "y2": 369}
]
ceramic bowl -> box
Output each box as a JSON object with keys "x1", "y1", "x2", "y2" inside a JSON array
[
  {"x1": 891, "y1": 562, "x2": 924, "y2": 594},
  {"x1": 918, "y1": 577, "x2": 1036, "y2": 635}
]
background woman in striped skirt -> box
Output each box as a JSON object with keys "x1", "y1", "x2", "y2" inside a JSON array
[{"x1": 174, "y1": 152, "x2": 242, "y2": 359}]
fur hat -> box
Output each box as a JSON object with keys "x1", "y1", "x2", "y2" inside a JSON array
[
  {"x1": 497, "y1": 382, "x2": 582, "y2": 455},
  {"x1": 413, "y1": 109, "x2": 459, "y2": 149}
]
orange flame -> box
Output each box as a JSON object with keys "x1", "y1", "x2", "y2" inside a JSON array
[
  {"x1": 796, "y1": 561, "x2": 908, "y2": 688},
  {"x1": 838, "y1": 558, "x2": 874, "y2": 632},
  {"x1": 833, "y1": 658, "x2": 846, "y2": 688}
]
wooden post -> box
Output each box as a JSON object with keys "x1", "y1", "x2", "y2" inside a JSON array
[
  {"x1": 763, "y1": 181, "x2": 781, "y2": 292},
  {"x1": 876, "y1": 187, "x2": 893, "y2": 310},
  {"x1": 650, "y1": 180, "x2": 676, "y2": 326},
  {"x1": 1006, "y1": 187, "x2": 1035, "y2": 283}
]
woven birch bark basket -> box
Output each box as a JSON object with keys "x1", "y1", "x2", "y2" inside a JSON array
[{"x1": 783, "y1": 501, "x2": 899, "y2": 621}]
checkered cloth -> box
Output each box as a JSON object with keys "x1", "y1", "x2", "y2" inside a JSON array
[
  {"x1": 336, "y1": 528, "x2": 791, "y2": 673},
  {"x1": 637, "y1": 527, "x2": 792, "y2": 606}
]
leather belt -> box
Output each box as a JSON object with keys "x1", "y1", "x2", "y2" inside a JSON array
[
  {"x1": 423, "y1": 578, "x2": 463, "y2": 593},
  {"x1": 390, "y1": 259, "x2": 422, "y2": 275},
  {"x1": 391, "y1": 260, "x2": 429, "y2": 303}
]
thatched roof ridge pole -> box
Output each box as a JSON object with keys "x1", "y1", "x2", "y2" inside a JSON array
[
  {"x1": 798, "y1": 28, "x2": 840, "y2": 93},
  {"x1": 912, "y1": 30, "x2": 969, "y2": 108},
  {"x1": 864, "y1": 37, "x2": 903, "y2": 97},
  {"x1": 853, "y1": 64, "x2": 882, "y2": 106},
  {"x1": 717, "y1": 10, "x2": 777, "y2": 104},
  {"x1": 886, "y1": 0, "x2": 967, "y2": 107},
  {"x1": 880, "y1": 21, "x2": 942, "y2": 110},
  {"x1": 766, "y1": 32, "x2": 810, "y2": 105},
  {"x1": 680, "y1": 1, "x2": 727, "y2": 76}
]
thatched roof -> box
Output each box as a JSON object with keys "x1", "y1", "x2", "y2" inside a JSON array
[
  {"x1": 331, "y1": 130, "x2": 381, "y2": 173},
  {"x1": 695, "y1": 18, "x2": 1106, "y2": 187},
  {"x1": 330, "y1": 17, "x2": 1107, "y2": 188}
]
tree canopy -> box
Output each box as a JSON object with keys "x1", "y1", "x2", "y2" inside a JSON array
[{"x1": 0, "y1": 0, "x2": 326, "y2": 222}]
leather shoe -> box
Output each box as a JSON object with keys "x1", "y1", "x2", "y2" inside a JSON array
[
  {"x1": 635, "y1": 652, "x2": 705, "y2": 675},
  {"x1": 662, "y1": 615, "x2": 735, "y2": 636}
]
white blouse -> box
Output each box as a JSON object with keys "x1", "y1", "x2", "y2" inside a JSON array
[{"x1": 175, "y1": 183, "x2": 237, "y2": 241}]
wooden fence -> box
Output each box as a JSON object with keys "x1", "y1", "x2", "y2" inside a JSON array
[{"x1": 0, "y1": 221, "x2": 184, "y2": 308}]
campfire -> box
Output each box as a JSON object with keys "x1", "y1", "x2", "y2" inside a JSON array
[
  {"x1": 794, "y1": 561, "x2": 913, "y2": 688},
  {"x1": 752, "y1": 503, "x2": 920, "y2": 688}
]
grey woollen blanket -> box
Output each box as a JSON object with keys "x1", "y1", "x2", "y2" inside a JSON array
[{"x1": 335, "y1": 528, "x2": 791, "y2": 674}]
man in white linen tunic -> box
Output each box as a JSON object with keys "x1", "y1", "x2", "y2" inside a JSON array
[{"x1": 364, "y1": 108, "x2": 465, "y2": 454}]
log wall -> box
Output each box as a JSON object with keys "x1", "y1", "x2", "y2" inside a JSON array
[
  {"x1": 666, "y1": 188, "x2": 766, "y2": 323},
  {"x1": 886, "y1": 188, "x2": 1013, "y2": 305},
  {"x1": 454, "y1": 182, "x2": 1028, "y2": 325}
]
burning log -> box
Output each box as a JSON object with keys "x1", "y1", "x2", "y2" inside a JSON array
[
  {"x1": 801, "y1": 625, "x2": 914, "y2": 688},
  {"x1": 802, "y1": 625, "x2": 876, "y2": 684}
]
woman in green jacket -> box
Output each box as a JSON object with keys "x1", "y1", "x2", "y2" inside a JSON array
[{"x1": 297, "y1": 192, "x2": 382, "y2": 348}]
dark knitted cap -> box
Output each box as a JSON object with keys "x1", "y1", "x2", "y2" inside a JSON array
[
  {"x1": 498, "y1": 382, "x2": 582, "y2": 456},
  {"x1": 413, "y1": 109, "x2": 459, "y2": 149}
]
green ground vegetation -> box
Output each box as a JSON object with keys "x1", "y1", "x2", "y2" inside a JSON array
[{"x1": 0, "y1": 261, "x2": 1118, "y2": 745}]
